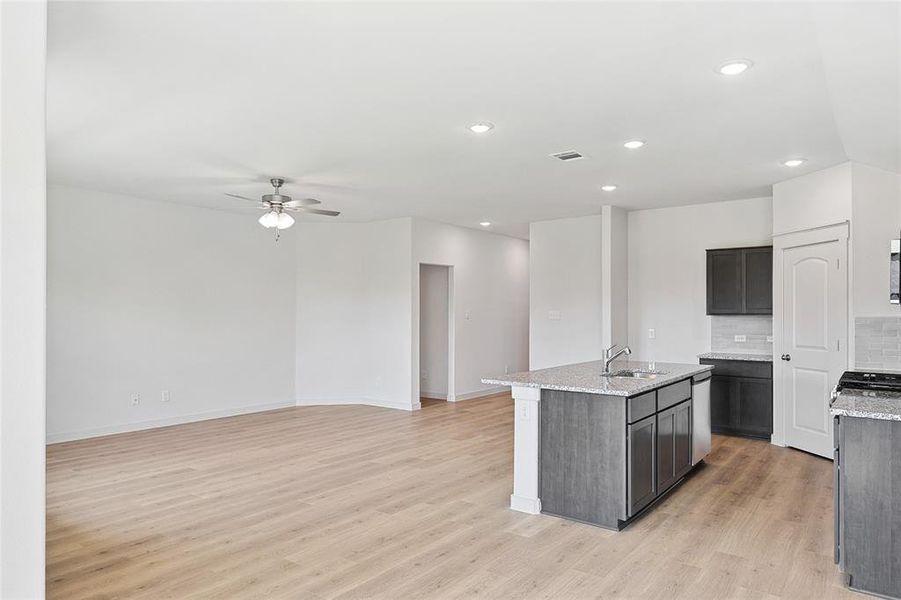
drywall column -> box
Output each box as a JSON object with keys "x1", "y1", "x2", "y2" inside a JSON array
[
  {"x1": 510, "y1": 385, "x2": 541, "y2": 514},
  {"x1": 0, "y1": 1, "x2": 47, "y2": 596},
  {"x1": 601, "y1": 205, "x2": 629, "y2": 350}
]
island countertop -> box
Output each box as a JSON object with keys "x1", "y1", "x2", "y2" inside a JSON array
[{"x1": 482, "y1": 360, "x2": 713, "y2": 397}]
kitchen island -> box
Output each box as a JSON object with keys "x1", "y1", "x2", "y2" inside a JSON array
[{"x1": 483, "y1": 360, "x2": 713, "y2": 530}]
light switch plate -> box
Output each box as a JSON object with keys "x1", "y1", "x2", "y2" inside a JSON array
[
  {"x1": 766, "y1": 335, "x2": 774, "y2": 343},
  {"x1": 548, "y1": 310, "x2": 561, "y2": 321},
  {"x1": 648, "y1": 328, "x2": 656, "y2": 339},
  {"x1": 734, "y1": 335, "x2": 747, "y2": 343}
]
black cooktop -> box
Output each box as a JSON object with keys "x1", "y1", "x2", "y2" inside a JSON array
[{"x1": 836, "y1": 370, "x2": 901, "y2": 392}]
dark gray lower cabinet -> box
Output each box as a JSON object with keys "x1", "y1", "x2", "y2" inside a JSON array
[
  {"x1": 835, "y1": 415, "x2": 901, "y2": 599},
  {"x1": 539, "y1": 379, "x2": 697, "y2": 530},
  {"x1": 539, "y1": 390, "x2": 626, "y2": 528},
  {"x1": 702, "y1": 359, "x2": 772, "y2": 439},
  {"x1": 628, "y1": 415, "x2": 656, "y2": 516},
  {"x1": 657, "y1": 400, "x2": 692, "y2": 492}
]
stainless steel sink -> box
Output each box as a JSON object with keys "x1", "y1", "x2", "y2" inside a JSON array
[{"x1": 608, "y1": 369, "x2": 666, "y2": 379}]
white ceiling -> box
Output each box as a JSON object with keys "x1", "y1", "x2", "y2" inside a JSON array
[{"x1": 47, "y1": 1, "x2": 900, "y2": 239}]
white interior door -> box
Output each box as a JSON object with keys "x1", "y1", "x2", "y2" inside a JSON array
[{"x1": 780, "y1": 238, "x2": 847, "y2": 458}]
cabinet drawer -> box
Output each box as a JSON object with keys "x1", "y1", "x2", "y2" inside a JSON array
[
  {"x1": 700, "y1": 359, "x2": 772, "y2": 379},
  {"x1": 657, "y1": 379, "x2": 691, "y2": 411},
  {"x1": 628, "y1": 391, "x2": 656, "y2": 424}
]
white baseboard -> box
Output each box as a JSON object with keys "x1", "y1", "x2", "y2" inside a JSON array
[
  {"x1": 419, "y1": 390, "x2": 449, "y2": 400},
  {"x1": 510, "y1": 494, "x2": 542, "y2": 514},
  {"x1": 46, "y1": 400, "x2": 297, "y2": 444},
  {"x1": 450, "y1": 386, "x2": 509, "y2": 402},
  {"x1": 296, "y1": 397, "x2": 418, "y2": 412}
]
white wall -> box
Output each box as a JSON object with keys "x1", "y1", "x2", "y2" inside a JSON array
[
  {"x1": 419, "y1": 264, "x2": 449, "y2": 398},
  {"x1": 47, "y1": 186, "x2": 296, "y2": 441},
  {"x1": 1, "y1": 1, "x2": 47, "y2": 595},
  {"x1": 412, "y1": 219, "x2": 529, "y2": 400},
  {"x1": 628, "y1": 197, "x2": 773, "y2": 363},
  {"x1": 850, "y1": 162, "x2": 901, "y2": 318},
  {"x1": 295, "y1": 218, "x2": 413, "y2": 409},
  {"x1": 529, "y1": 215, "x2": 603, "y2": 369},
  {"x1": 772, "y1": 162, "x2": 852, "y2": 235}
]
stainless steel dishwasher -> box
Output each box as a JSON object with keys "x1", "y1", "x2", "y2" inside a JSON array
[{"x1": 691, "y1": 371, "x2": 712, "y2": 465}]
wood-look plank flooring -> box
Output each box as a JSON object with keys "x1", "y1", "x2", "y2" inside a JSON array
[{"x1": 47, "y1": 394, "x2": 855, "y2": 599}]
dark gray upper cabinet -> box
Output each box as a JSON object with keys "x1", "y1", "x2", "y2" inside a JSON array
[{"x1": 706, "y1": 246, "x2": 773, "y2": 315}]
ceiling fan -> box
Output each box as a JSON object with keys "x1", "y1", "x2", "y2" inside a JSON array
[{"x1": 226, "y1": 178, "x2": 340, "y2": 238}]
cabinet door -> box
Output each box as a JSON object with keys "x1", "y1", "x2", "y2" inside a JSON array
[
  {"x1": 710, "y1": 375, "x2": 733, "y2": 431},
  {"x1": 743, "y1": 247, "x2": 773, "y2": 314},
  {"x1": 710, "y1": 375, "x2": 772, "y2": 438},
  {"x1": 628, "y1": 415, "x2": 656, "y2": 517},
  {"x1": 707, "y1": 249, "x2": 743, "y2": 314},
  {"x1": 736, "y1": 377, "x2": 773, "y2": 437},
  {"x1": 657, "y1": 405, "x2": 676, "y2": 492},
  {"x1": 673, "y1": 399, "x2": 692, "y2": 480}
]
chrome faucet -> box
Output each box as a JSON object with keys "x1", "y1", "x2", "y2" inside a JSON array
[{"x1": 602, "y1": 344, "x2": 632, "y2": 375}]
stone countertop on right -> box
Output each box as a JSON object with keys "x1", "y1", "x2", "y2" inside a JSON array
[
  {"x1": 698, "y1": 352, "x2": 773, "y2": 362},
  {"x1": 830, "y1": 389, "x2": 901, "y2": 422}
]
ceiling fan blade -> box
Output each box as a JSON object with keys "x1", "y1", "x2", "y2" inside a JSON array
[
  {"x1": 225, "y1": 192, "x2": 264, "y2": 203},
  {"x1": 283, "y1": 198, "x2": 321, "y2": 207},
  {"x1": 296, "y1": 207, "x2": 341, "y2": 217}
]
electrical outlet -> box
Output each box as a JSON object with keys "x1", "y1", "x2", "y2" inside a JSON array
[
  {"x1": 520, "y1": 403, "x2": 529, "y2": 420},
  {"x1": 161, "y1": 390, "x2": 171, "y2": 402},
  {"x1": 648, "y1": 328, "x2": 656, "y2": 339},
  {"x1": 734, "y1": 335, "x2": 747, "y2": 343},
  {"x1": 421, "y1": 370, "x2": 428, "y2": 380},
  {"x1": 465, "y1": 310, "x2": 472, "y2": 321},
  {"x1": 505, "y1": 364, "x2": 510, "y2": 374},
  {"x1": 766, "y1": 335, "x2": 774, "y2": 343},
  {"x1": 131, "y1": 393, "x2": 141, "y2": 407}
]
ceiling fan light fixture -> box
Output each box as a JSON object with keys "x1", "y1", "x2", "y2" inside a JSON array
[
  {"x1": 276, "y1": 212, "x2": 295, "y2": 230},
  {"x1": 258, "y1": 210, "x2": 279, "y2": 228}
]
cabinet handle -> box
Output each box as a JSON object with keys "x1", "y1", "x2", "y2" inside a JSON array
[{"x1": 781, "y1": 354, "x2": 791, "y2": 361}]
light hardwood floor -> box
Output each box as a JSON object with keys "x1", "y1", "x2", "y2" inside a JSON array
[{"x1": 47, "y1": 394, "x2": 856, "y2": 599}]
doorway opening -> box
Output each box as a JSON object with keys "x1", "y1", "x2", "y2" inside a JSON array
[{"x1": 419, "y1": 264, "x2": 454, "y2": 405}]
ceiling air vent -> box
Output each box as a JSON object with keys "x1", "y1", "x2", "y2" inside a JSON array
[{"x1": 550, "y1": 150, "x2": 585, "y2": 162}]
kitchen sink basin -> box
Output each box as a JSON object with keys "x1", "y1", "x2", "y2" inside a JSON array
[{"x1": 607, "y1": 369, "x2": 666, "y2": 379}]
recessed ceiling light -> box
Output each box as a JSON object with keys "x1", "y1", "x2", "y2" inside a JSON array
[
  {"x1": 469, "y1": 122, "x2": 494, "y2": 134},
  {"x1": 783, "y1": 158, "x2": 807, "y2": 167},
  {"x1": 601, "y1": 184, "x2": 618, "y2": 192},
  {"x1": 479, "y1": 221, "x2": 491, "y2": 227},
  {"x1": 717, "y1": 59, "x2": 753, "y2": 76},
  {"x1": 623, "y1": 139, "x2": 645, "y2": 150}
]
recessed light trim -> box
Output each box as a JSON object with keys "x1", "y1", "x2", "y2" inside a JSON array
[
  {"x1": 469, "y1": 122, "x2": 494, "y2": 134},
  {"x1": 601, "y1": 184, "x2": 618, "y2": 192},
  {"x1": 479, "y1": 221, "x2": 491, "y2": 227},
  {"x1": 783, "y1": 158, "x2": 807, "y2": 167},
  {"x1": 717, "y1": 59, "x2": 753, "y2": 76},
  {"x1": 623, "y1": 139, "x2": 645, "y2": 150}
]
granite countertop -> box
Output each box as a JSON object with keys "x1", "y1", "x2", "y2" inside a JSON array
[
  {"x1": 698, "y1": 352, "x2": 773, "y2": 362},
  {"x1": 482, "y1": 360, "x2": 713, "y2": 397},
  {"x1": 830, "y1": 390, "x2": 901, "y2": 422}
]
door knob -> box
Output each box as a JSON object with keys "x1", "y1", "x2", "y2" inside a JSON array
[{"x1": 781, "y1": 354, "x2": 791, "y2": 361}]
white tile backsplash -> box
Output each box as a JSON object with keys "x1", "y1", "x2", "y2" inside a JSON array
[
  {"x1": 855, "y1": 317, "x2": 901, "y2": 371},
  {"x1": 710, "y1": 315, "x2": 773, "y2": 354}
]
